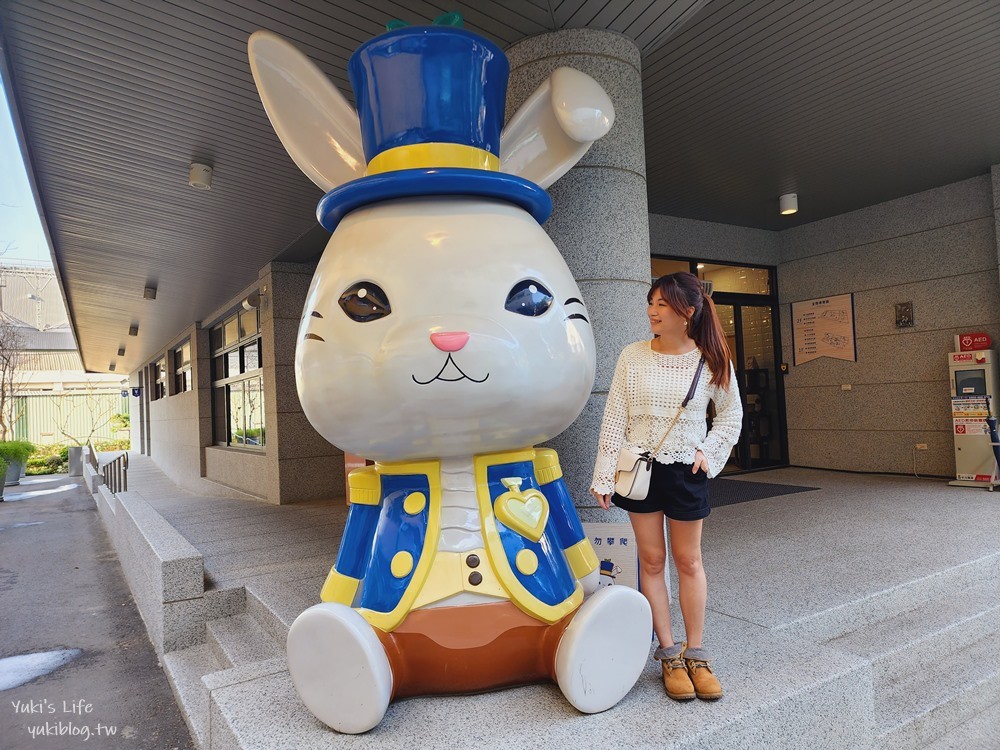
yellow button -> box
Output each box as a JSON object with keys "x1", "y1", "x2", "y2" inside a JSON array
[
  {"x1": 390, "y1": 551, "x2": 414, "y2": 578},
  {"x1": 403, "y1": 492, "x2": 426, "y2": 515},
  {"x1": 516, "y1": 549, "x2": 538, "y2": 576}
]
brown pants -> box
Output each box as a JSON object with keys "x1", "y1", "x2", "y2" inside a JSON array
[{"x1": 375, "y1": 601, "x2": 572, "y2": 698}]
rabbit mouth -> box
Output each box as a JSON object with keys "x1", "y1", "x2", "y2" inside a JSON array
[{"x1": 412, "y1": 354, "x2": 490, "y2": 385}]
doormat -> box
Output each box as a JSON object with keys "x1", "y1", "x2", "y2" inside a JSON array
[{"x1": 708, "y1": 478, "x2": 819, "y2": 509}]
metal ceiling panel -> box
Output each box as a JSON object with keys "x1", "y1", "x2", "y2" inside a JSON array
[{"x1": 1, "y1": 0, "x2": 998, "y2": 376}]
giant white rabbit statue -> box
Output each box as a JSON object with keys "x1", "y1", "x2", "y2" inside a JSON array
[{"x1": 248, "y1": 18, "x2": 652, "y2": 734}]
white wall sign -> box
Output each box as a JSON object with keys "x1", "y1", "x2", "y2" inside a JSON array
[{"x1": 791, "y1": 294, "x2": 857, "y2": 365}]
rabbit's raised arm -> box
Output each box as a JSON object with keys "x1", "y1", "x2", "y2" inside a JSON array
[{"x1": 248, "y1": 30, "x2": 365, "y2": 192}]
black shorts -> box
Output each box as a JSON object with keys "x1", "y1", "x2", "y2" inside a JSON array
[{"x1": 612, "y1": 460, "x2": 710, "y2": 520}]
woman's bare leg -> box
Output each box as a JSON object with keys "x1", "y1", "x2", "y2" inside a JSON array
[
  {"x1": 667, "y1": 518, "x2": 706, "y2": 648},
  {"x1": 630, "y1": 511, "x2": 673, "y2": 647}
]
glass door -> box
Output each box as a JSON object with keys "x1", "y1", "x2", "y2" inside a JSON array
[
  {"x1": 714, "y1": 302, "x2": 786, "y2": 471},
  {"x1": 738, "y1": 305, "x2": 782, "y2": 468},
  {"x1": 652, "y1": 257, "x2": 788, "y2": 473}
]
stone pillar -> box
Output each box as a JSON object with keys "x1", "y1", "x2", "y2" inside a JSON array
[
  {"x1": 992, "y1": 164, "x2": 1000, "y2": 289},
  {"x1": 506, "y1": 30, "x2": 651, "y2": 506}
]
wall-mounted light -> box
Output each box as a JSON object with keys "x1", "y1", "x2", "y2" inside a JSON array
[
  {"x1": 242, "y1": 291, "x2": 261, "y2": 311},
  {"x1": 143, "y1": 286, "x2": 157, "y2": 300},
  {"x1": 779, "y1": 193, "x2": 798, "y2": 215},
  {"x1": 117, "y1": 345, "x2": 126, "y2": 356},
  {"x1": 128, "y1": 324, "x2": 139, "y2": 336},
  {"x1": 696, "y1": 263, "x2": 705, "y2": 269},
  {"x1": 188, "y1": 162, "x2": 213, "y2": 190}
]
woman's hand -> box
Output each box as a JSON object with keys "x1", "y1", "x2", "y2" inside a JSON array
[
  {"x1": 692, "y1": 449, "x2": 709, "y2": 475},
  {"x1": 590, "y1": 488, "x2": 611, "y2": 510}
]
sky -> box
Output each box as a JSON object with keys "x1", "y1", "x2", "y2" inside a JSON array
[{"x1": 0, "y1": 71, "x2": 54, "y2": 267}]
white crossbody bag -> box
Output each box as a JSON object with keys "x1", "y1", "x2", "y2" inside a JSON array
[{"x1": 614, "y1": 356, "x2": 706, "y2": 500}]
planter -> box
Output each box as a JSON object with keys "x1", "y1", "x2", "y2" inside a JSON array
[
  {"x1": 68, "y1": 446, "x2": 83, "y2": 477},
  {"x1": 4, "y1": 460, "x2": 23, "y2": 486}
]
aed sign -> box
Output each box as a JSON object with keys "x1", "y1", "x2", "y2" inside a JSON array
[{"x1": 958, "y1": 332, "x2": 991, "y2": 351}]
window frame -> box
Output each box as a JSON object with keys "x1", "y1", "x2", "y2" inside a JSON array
[
  {"x1": 173, "y1": 340, "x2": 193, "y2": 394},
  {"x1": 210, "y1": 307, "x2": 265, "y2": 450}
]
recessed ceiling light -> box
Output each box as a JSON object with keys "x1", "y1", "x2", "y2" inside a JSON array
[
  {"x1": 696, "y1": 263, "x2": 705, "y2": 269},
  {"x1": 779, "y1": 193, "x2": 798, "y2": 215},
  {"x1": 117, "y1": 345, "x2": 126, "y2": 356},
  {"x1": 109, "y1": 362, "x2": 116, "y2": 371},
  {"x1": 143, "y1": 286, "x2": 157, "y2": 300},
  {"x1": 128, "y1": 324, "x2": 139, "y2": 336}
]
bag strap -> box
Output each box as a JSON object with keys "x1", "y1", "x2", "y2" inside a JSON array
[{"x1": 646, "y1": 355, "x2": 706, "y2": 457}]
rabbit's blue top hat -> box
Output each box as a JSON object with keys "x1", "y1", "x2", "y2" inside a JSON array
[{"x1": 316, "y1": 25, "x2": 551, "y2": 231}]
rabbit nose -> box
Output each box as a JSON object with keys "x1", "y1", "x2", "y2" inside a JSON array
[{"x1": 430, "y1": 331, "x2": 469, "y2": 352}]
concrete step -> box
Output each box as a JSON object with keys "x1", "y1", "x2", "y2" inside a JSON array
[
  {"x1": 243, "y1": 574, "x2": 323, "y2": 646},
  {"x1": 825, "y1": 578, "x2": 1000, "y2": 688},
  {"x1": 922, "y1": 699, "x2": 1000, "y2": 750},
  {"x1": 162, "y1": 644, "x2": 225, "y2": 750},
  {"x1": 207, "y1": 613, "x2": 282, "y2": 668},
  {"x1": 776, "y1": 552, "x2": 1000, "y2": 644},
  {"x1": 206, "y1": 609, "x2": 875, "y2": 750},
  {"x1": 874, "y1": 633, "x2": 1000, "y2": 750}
]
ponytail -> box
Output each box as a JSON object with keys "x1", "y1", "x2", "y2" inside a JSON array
[
  {"x1": 689, "y1": 291, "x2": 732, "y2": 389},
  {"x1": 649, "y1": 272, "x2": 733, "y2": 389}
]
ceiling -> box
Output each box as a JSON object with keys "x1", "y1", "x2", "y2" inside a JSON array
[{"x1": 1, "y1": 0, "x2": 998, "y2": 374}]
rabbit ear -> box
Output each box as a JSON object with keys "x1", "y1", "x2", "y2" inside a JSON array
[
  {"x1": 501, "y1": 67, "x2": 615, "y2": 189},
  {"x1": 248, "y1": 30, "x2": 366, "y2": 192}
]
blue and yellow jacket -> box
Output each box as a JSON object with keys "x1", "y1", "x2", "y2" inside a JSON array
[{"x1": 319, "y1": 448, "x2": 599, "y2": 632}]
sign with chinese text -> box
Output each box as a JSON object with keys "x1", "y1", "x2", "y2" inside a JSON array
[
  {"x1": 582, "y1": 522, "x2": 640, "y2": 590},
  {"x1": 791, "y1": 294, "x2": 857, "y2": 366}
]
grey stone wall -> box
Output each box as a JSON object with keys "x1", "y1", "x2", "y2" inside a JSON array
[
  {"x1": 506, "y1": 30, "x2": 650, "y2": 504},
  {"x1": 148, "y1": 323, "x2": 203, "y2": 490},
  {"x1": 141, "y1": 263, "x2": 345, "y2": 505},
  {"x1": 257, "y1": 262, "x2": 345, "y2": 504},
  {"x1": 777, "y1": 175, "x2": 1000, "y2": 476},
  {"x1": 648, "y1": 213, "x2": 781, "y2": 266}
]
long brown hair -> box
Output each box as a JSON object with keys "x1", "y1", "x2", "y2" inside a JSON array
[{"x1": 648, "y1": 272, "x2": 733, "y2": 389}]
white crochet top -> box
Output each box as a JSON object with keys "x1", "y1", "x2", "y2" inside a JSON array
[{"x1": 591, "y1": 341, "x2": 743, "y2": 493}]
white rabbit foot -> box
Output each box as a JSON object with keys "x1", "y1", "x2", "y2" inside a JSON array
[
  {"x1": 554, "y1": 586, "x2": 652, "y2": 713},
  {"x1": 286, "y1": 603, "x2": 392, "y2": 734}
]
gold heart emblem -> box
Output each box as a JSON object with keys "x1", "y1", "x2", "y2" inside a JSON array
[{"x1": 495, "y1": 478, "x2": 549, "y2": 542}]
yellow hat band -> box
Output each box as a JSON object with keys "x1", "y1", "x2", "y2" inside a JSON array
[{"x1": 366, "y1": 143, "x2": 500, "y2": 176}]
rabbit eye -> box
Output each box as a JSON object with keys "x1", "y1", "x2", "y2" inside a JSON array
[
  {"x1": 505, "y1": 280, "x2": 553, "y2": 317},
  {"x1": 339, "y1": 282, "x2": 391, "y2": 322}
]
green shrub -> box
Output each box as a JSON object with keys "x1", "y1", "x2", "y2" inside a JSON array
[
  {"x1": 59, "y1": 445, "x2": 69, "y2": 462},
  {"x1": 26, "y1": 463, "x2": 60, "y2": 476},
  {"x1": 93, "y1": 439, "x2": 130, "y2": 451},
  {"x1": 0, "y1": 441, "x2": 35, "y2": 466}
]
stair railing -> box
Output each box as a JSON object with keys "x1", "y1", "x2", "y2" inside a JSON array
[{"x1": 102, "y1": 451, "x2": 129, "y2": 494}]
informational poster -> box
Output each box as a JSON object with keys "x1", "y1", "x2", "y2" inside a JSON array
[{"x1": 791, "y1": 294, "x2": 857, "y2": 365}]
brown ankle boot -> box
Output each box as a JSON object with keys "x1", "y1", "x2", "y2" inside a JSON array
[
  {"x1": 683, "y1": 646, "x2": 723, "y2": 700},
  {"x1": 654, "y1": 644, "x2": 695, "y2": 701}
]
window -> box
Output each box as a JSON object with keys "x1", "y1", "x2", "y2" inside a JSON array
[
  {"x1": 211, "y1": 307, "x2": 265, "y2": 448},
  {"x1": 174, "y1": 341, "x2": 192, "y2": 393},
  {"x1": 697, "y1": 264, "x2": 770, "y2": 295},
  {"x1": 152, "y1": 357, "x2": 167, "y2": 400}
]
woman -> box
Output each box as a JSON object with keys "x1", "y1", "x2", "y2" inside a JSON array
[{"x1": 590, "y1": 271, "x2": 742, "y2": 701}]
